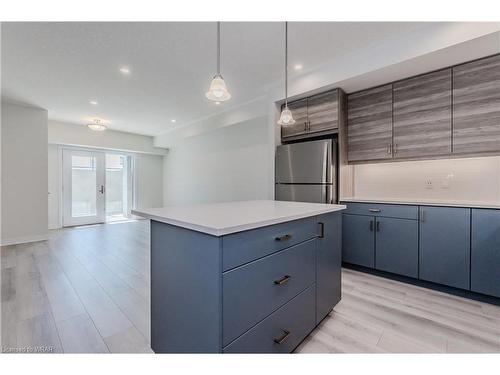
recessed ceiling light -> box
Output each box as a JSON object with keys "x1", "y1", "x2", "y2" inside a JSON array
[
  {"x1": 171, "y1": 119, "x2": 176, "y2": 123},
  {"x1": 293, "y1": 63, "x2": 303, "y2": 71},
  {"x1": 89, "y1": 100, "x2": 98, "y2": 105},
  {"x1": 119, "y1": 66, "x2": 131, "y2": 75},
  {"x1": 215, "y1": 101, "x2": 221, "y2": 105}
]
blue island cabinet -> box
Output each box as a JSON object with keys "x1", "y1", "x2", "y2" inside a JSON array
[{"x1": 150, "y1": 211, "x2": 342, "y2": 353}]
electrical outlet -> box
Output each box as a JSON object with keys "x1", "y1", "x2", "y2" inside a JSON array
[{"x1": 425, "y1": 178, "x2": 433, "y2": 189}]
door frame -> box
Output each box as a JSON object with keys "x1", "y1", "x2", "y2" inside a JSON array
[{"x1": 58, "y1": 146, "x2": 136, "y2": 227}]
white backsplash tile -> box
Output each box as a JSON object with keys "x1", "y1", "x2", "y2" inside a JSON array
[{"x1": 353, "y1": 156, "x2": 500, "y2": 204}]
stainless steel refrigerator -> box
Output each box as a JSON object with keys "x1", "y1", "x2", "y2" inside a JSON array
[{"x1": 275, "y1": 139, "x2": 337, "y2": 204}]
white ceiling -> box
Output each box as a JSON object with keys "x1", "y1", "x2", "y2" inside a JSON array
[{"x1": 2, "y1": 22, "x2": 433, "y2": 136}]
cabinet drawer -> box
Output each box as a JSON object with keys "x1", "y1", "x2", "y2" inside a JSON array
[
  {"x1": 342, "y1": 202, "x2": 418, "y2": 220},
  {"x1": 222, "y1": 216, "x2": 317, "y2": 271},
  {"x1": 223, "y1": 285, "x2": 316, "y2": 353},
  {"x1": 223, "y1": 239, "x2": 315, "y2": 346}
]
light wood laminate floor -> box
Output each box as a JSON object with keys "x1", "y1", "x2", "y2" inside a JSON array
[{"x1": 2, "y1": 220, "x2": 500, "y2": 353}]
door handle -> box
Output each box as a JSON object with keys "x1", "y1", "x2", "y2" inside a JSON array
[
  {"x1": 376, "y1": 221, "x2": 380, "y2": 232},
  {"x1": 99, "y1": 185, "x2": 105, "y2": 194},
  {"x1": 369, "y1": 220, "x2": 374, "y2": 231},
  {"x1": 274, "y1": 275, "x2": 291, "y2": 285},
  {"x1": 369, "y1": 208, "x2": 381, "y2": 213},
  {"x1": 274, "y1": 330, "x2": 291, "y2": 345},
  {"x1": 318, "y1": 222, "x2": 325, "y2": 238},
  {"x1": 275, "y1": 234, "x2": 292, "y2": 241}
]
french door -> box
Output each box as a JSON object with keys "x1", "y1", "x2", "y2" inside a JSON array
[{"x1": 62, "y1": 149, "x2": 106, "y2": 226}]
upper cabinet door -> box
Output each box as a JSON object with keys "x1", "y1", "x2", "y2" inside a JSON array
[
  {"x1": 347, "y1": 84, "x2": 393, "y2": 162},
  {"x1": 393, "y1": 69, "x2": 452, "y2": 159},
  {"x1": 307, "y1": 90, "x2": 339, "y2": 134},
  {"x1": 453, "y1": 54, "x2": 500, "y2": 154},
  {"x1": 280, "y1": 98, "x2": 308, "y2": 139}
]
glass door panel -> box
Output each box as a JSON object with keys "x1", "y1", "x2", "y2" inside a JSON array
[{"x1": 63, "y1": 149, "x2": 105, "y2": 226}]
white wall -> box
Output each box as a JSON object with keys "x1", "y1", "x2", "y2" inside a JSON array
[
  {"x1": 135, "y1": 153, "x2": 164, "y2": 209},
  {"x1": 352, "y1": 157, "x2": 500, "y2": 204},
  {"x1": 1, "y1": 101, "x2": 48, "y2": 245},
  {"x1": 49, "y1": 120, "x2": 167, "y2": 156},
  {"x1": 162, "y1": 115, "x2": 271, "y2": 205}
]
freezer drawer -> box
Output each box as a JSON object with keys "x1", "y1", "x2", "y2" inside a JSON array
[
  {"x1": 276, "y1": 184, "x2": 333, "y2": 204},
  {"x1": 276, "y1": 139, "x2": 335, "y2": 184}
]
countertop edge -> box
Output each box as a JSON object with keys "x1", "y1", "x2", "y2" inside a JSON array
[
  {"x1": 131, "y1": 205, "x2": 346, "y2": 236},
  {"x1": 340, "y1": 198, "x2": 500, "y2": 210}
]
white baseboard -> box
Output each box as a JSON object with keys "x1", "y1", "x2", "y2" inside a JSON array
[{"x1": 1, "y1": 233, "x2": 49, "y2": 246}]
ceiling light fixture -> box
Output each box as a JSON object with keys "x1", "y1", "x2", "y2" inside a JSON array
[
  {"x1": 277, "y1": 22, "x2": 295, "y2": 126},
  {"x1": 89, "y1": 100, "x2": 98, "y2": 105},
  {"x1": 87, "y1": 119, "x2": 107, "y2": 131},
  {"x1": 206, "y1": 22, "x2": 231, "y2": 102},
  {"x1": 171, "y1": 119, "x2": 176, "y2": 123},
  {"x1": 293, "y1": 63, "x2": 303, "y2": 71},
  {"x1": 119, "y1": 66, "x2": 131, "y2": 75}
]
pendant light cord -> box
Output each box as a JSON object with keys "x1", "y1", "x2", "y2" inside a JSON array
[
  {"x1": 217, "y1": 21, "x2": 221, "y2": 75},
  {"x1": 285, "y1": 21, "x2": 288, "y2": 107}
]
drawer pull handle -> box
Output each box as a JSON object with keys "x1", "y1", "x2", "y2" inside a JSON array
[
  {"x1": 369, "y1": 208, "x2": 381, "y2": 213},
  {"x1": 274, "y1": 275, "x2": 291, "y2": 285},
  {"x1": 318, "y1": 222, "x2": 325, "y2": 238},
  {"x1": 275, "y1": 234, "x2": 292, "y2": 241},
  {"x1": 274, "y1": 330, "x2": 291, "y2": 345}
]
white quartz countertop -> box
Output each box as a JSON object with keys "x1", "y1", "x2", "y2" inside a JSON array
[
  {"x1": 341, "y1": 197, "x2": 500, "y2": 209},
  {"x1": 132, "y1": 200, "x2": 346, "y2": 236}
]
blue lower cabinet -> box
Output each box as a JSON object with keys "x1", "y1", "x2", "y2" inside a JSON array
[
  {"x1": 316, "y1": 212, "x2": 342, "y2": 324},
  {"x1": 375, "y1": 217, "x2": 418, "y2": 278},
  {"x1": 471, "y1": 209, "x2": 500, "y2": 298},
  {"x1": 419, "y1": 206, "x2": 471, "y2": 289},
  {"x1": 342, "y1": 214, "x2": 375, "y2": 267},
  {"x1": 223, "y1": 286, "x2": 316, "y2": 353}
]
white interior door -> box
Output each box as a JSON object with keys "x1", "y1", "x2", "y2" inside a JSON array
[{"x1": 63, "y1": 149, "x2": 105, "y2": 226}]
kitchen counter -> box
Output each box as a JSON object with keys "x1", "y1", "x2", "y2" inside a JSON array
[
  {"x1": 341, "y1": 197, "x2": 500, "y2": 209},
  {"x1": 132, "y1": 200, "x2": 346, "y2": 236},
  {"x1": 138, "y1": 199, "x2": 344, "y2": 353}
]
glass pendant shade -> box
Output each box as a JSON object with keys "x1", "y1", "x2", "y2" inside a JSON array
[
  {"x1": 278, "y1": 106, "x2": 295, "y2": 125},
  {"x1": 206, "y1": 74, "x2": 231, "y2": 101},
  {"x1": 87, "y1": 119, "x2": 107, "y2": 131},
  {"x1": 277, "y1": 22, "x2": 295, "y2": 126}
]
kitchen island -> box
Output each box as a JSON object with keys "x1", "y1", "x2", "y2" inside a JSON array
[{"x1": 132, "y1": 200, "x2": 346, "y2": 353}]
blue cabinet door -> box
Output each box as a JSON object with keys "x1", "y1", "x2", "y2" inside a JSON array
[
  {"x1": 316, "y1": 212, "x2": 342, "y2": 324},
  {"x1": 471, "y1": 209, "x2": 500, "y2": 298},
  {"x1": 375, "y1": 217, "x2": 418, "y2": 278},
  {"x1": 419, "y1": 206, "x2": 471, "y2": 289},
  {"x1": 342, "y1": 214, "x2": 375, "y2": 267}
]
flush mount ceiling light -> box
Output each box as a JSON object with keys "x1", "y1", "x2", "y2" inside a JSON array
[
  {"x1": 278, "y1": 22, "x2": 295, "y2": 126},
  {"x1": 119, "y1": 66, "x2": 131, "y2": 75},
  {"x1": 87, "y1": 119, "x2": 107, "y2": 131},
  {"x1": 206, "y1": 22, "x2": 231, "y2": 102},
  {"x1": 89, "y1": 100, "x2": 98, "y2": 105}
]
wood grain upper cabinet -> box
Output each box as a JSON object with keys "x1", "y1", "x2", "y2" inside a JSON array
[
  {"x1": 453, "y1": 54, "x2": 500, "y2": 154},
  {"x1": 347, "y1": 84, "x2": 393, "y2": 162},
  {"x1": 280, "y1": 98, "x2": 308, "y2": 139},
  {"x1": 393, "y1": 69, "x2": 452, "y2": 159},
  {"x1": 307, "y1": 90, "x2": 339, "y2": 134}
]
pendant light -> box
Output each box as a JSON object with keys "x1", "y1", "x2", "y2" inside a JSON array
[
  {"x1": 206, "y1": 22, "x2": 231, "y2": 102},
  {"x1": 87, "y1": 119, "x2": 107, "y2": 131},
  {"x1": 277, "y1": 22, "x2": 295, "y2": 126}
]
